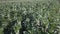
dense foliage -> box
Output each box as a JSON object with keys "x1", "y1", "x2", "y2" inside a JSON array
[{"x1": 0, "y1": 0, "x2": 60, "y2": 34}]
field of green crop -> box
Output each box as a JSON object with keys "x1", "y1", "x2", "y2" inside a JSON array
[{"x1": 0, "y1": 0, "x2": 60, "y2": 34}]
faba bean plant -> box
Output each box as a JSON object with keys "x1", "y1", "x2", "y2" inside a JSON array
[{"x1": 0, "y1": 0, "x2": 60, "y2": 34}]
